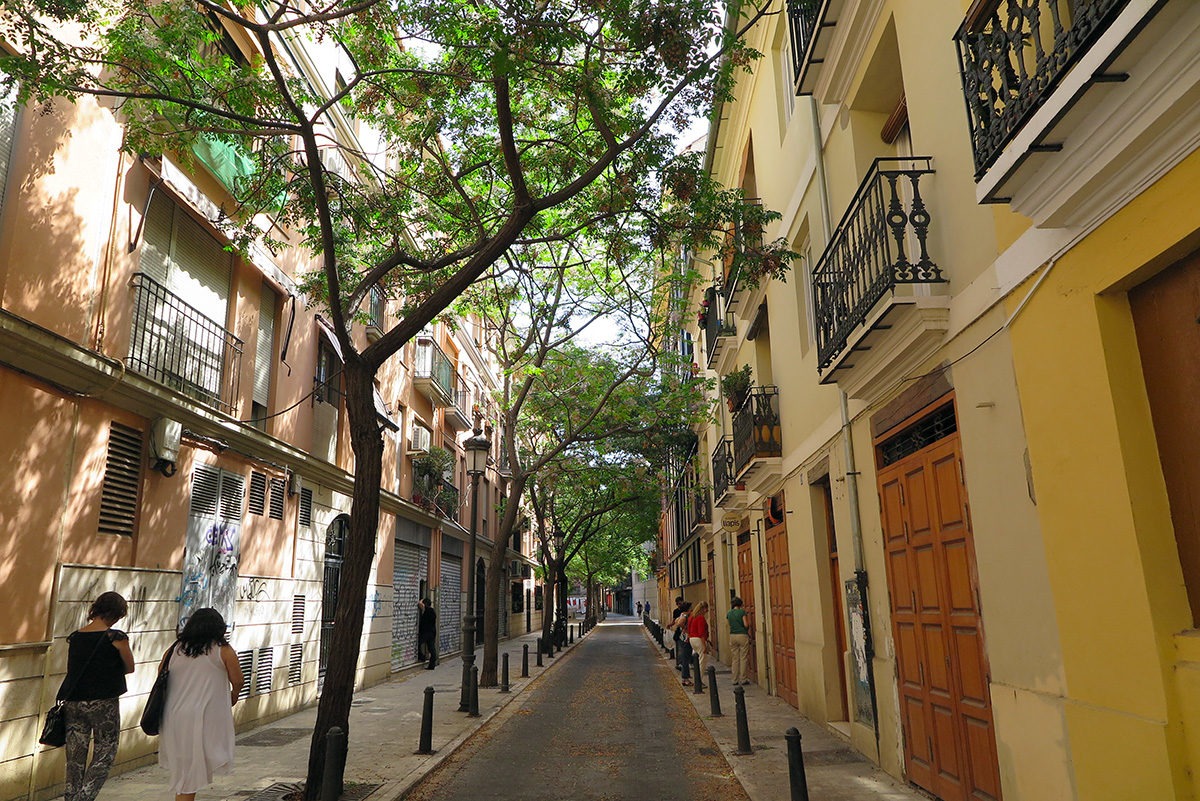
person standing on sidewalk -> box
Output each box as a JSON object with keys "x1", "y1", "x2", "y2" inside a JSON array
[
  {"x1": 59, "y1": 591, "x2": 135, "y2": 801},
  {"x1": 672, "y1": 602, "x2": 694, "y2": 686},
  {"x1": 726, "y1": 597, "x2": 751, "y2": 685},
  {"x1": 418, "y1": 598, "x2": 438, "y2": 669},
  {"x1": 687, "y1": 601, "x2": 710, "y2": 678}
]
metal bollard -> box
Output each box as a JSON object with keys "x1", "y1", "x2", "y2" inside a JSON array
[
  {"x1": 570, "y1": 624, "x2": 574, "y2": 643},
  {"x1": 320, "y1": 725, "x2": 346, "y2": 801},
  {"x1": 468, "y1": 666, "x2": 480, "y2": 717},
  {"x1": 693, "y1": 654, "x2": 705, "y2": 694},
  {"x1": 708, "y1": 665, "x2": 722, "y2": 717},
  {"x1": 522, "y1": 643, "x2": 530, "y2": 677},
  {"x1": 536, "y1": 638, "x2": 544, "y2": 667},
  {"x1": 786, "y1": 727, "x2": 810, "y2": 801},
  {"x1": 416, "y1": 686, "x2": 435, "y2": 754},
  {"x1": 501, "y1": 653, "x2": 510, "y2": 693},
  {"x1": 733, "y1": 687, "x2": 753, "y2": 754}
]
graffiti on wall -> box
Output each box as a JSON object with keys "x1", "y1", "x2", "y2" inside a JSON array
[
  {"x1": 179, "y1": 519, "x2": 241, "y2": 628},
  {"x1": 237, "y1": 577, "x2": 270, "y2": 603}
]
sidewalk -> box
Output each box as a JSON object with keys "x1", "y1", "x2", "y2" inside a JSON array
[
  {"x1": 81, "y1": 626, "x2": 581, "y2": 801},
  {"x1": 644, "y1": 622, "x2": 928, "y2": 801}
]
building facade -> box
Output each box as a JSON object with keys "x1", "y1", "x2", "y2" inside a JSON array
[
  {"x1": 663, "y1": 1, "x2": 1200, "y2": 799},
  {"x1": 0, "y1": 19, "x2": 540, "y2": 801}
]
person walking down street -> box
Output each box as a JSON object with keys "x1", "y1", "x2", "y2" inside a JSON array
[
  {"x1": 58, "y1": 591, "x2": 135, "y2": 801},
  {"x1": 687, "y1": 601, "x2": 711, "y2": 678},
  {"x1": 726, "y1": 597, "x2": 752, "y2": 685},
  {"x1": 673, "y1": 602, "x2": 694, "y2": 686},
  {"x1": 636, "y1": 601, "x2": 643, "y2": 618},
  {"x1": 159, "y1": 608, "x2": 244, "y2": 801},
  {"x1": 418, "y1": 598, "x2": 438, "y2": 669}
]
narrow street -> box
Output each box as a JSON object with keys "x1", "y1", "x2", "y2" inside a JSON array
[{"x1": 405, "y1": 619, "x2": 749, "y2": 801}]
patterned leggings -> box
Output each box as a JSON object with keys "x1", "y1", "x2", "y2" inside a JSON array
[{"x1": 64, "y1": 698, "x2": 120, "y2": 801}]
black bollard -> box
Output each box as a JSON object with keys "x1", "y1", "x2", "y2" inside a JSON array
[
  {"x1": 708, "y1": 665, "x2": 722, "y2": 716},
  {"x1": 320, "y1": 725, "x2": 346, "y2": 801},
  {"x1": 733, "y1": 687, "x2": 753, "y2": 754},
  {"x1": 693, "y1": 654, "x2": 705, "y2": 694},
  {"x1": 570, "y1": 624, "x2": 574, "y2": 643},
  {"x1": 416, "y1": 686, "x2": 435, "y2": 755},
  {"x1": 501, "y1": 653, "x2": 510, "y2": 693},
  {"x1": 522, "y1": 643, "x2": 530, "y2": 677},
  {"x1": 786, "y1": 727, "x2": 810, "y2": 801},
  {"x1": 468, "y1": 666, "x2": 480, "y2": 717},
  {"x1": 536, "y1": 638, "x2": 544, "y2": 667}
]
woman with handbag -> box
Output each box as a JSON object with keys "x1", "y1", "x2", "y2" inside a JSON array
[
  {"x1": 57, "y1": 591, "x2": 135, "y2": 801},
  {"x1": 158, "y1": 607, "x2": 243, "y2": 801}
]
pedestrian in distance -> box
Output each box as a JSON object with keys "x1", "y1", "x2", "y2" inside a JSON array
[
  {"x1": 645, "y1": 599, "x2": 651, "y2": 617},
  {"x1": 727, "y1": 597, "x2": 752, "y2": 685},
  {"x1": 687, "y1": 601, "x2": 711, "y2": 678},
  {"x1": 418, "y1": 597, "x2": 438, "y2": 669},
  {"x1": 636, "y1": 600, "x2": 643, "y2": 618},
  {"x1": 158, "y1": 608, "x2": 244, "y2": 801},
  {"x1": 669, "y1": 595, "x2": 684, "y2": 666},
  {"x1": 58, "y1": 591, "x2": 135, "y2": 801},
  {"x1": 672, "y1": 602, "x2": 694, "y2": 685}
]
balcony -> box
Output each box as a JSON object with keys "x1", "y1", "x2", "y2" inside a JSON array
[
  {"x1": 955, "y1": 0, "x2": 1187, "y2": 216},
  {"x1": 127, "y1": 272, "x2": 242, "y2": 414},
  {"x1": 701, "y1": 285, "x2": 736, "y2": 370},
  {"x1": 812, "y1": 158, "x2": 950, "y2": 399},
  {"x1": 413, "y1": 337, "x2": 455, "y2": 406},
  {"x1": 720, "y1": 198, "x2": 763, "y2": 317},
  {"x1": 692, "y1": 485, "x2": 712, "y2": 530},
  {"x1": 731, "y1": 386, "x2": 782, "y2": 494},
  {"x1": 711, "y1": 437, "x2": 748, "y2": 510},
  {"x1": 787, "y1": 0, "x2": 843, "y2": 96},
  {"x1": 448, "y1": 386, "x2": 474, "y2": 429}
]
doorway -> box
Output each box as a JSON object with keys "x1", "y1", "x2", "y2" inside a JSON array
[
  {"x1": 814, "y1": 478, "x2": 849, "y2": 721},
  {"x1": 319, "y1": 514, "x2": 349, "y2": 681},
  {"x1": 765, "y1": 493, "x2": 797, "y2": 707}
]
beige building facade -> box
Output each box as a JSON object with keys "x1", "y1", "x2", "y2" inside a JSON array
[
  {"x1": 662, "y1": 1, "x2": 1200, "y2": 800},
  {"x1": 0, "y1": 24, "x2": 540, "y2": 801}
]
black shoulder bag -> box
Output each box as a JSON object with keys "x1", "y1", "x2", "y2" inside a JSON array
[
  {"x1": 139, "y1": 641, "x2": 178, "y2": 736},
  {"x1": 40, "y1": 633, "x2": 107, "y2": 748}
]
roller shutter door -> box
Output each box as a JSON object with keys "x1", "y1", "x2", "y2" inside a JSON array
[
  {"x1": 439, "y1": 555, "x2": 462, "y2": 655},
  {"x1": 391, "y1": 542, "x2": 428, "y2": 672}
]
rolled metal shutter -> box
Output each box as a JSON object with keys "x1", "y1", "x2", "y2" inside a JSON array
[
  {"x1": 391, "y1": 542, "x2": 427, "y2": 672},
  {"x1": 439, "y1": 556, "x2": 462, "y2": 655}
]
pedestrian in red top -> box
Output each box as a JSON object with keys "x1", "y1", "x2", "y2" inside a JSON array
[{"x1": 687, "y1": 601, "x2": 710, "y2": 677}]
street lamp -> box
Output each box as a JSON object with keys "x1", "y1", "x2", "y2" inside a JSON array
[
  {"x1": 554, "y1": 529, "x2": 567, "y2": 647},
  {"x1": 459, "y1": 427, "x2": 490, "y2": 713}
]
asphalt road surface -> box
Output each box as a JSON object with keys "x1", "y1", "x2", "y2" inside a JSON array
[{"x1": 405, "y1": 618, "x2": 750, "y2": 801}]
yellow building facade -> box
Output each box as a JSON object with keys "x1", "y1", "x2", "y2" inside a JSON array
[{"x1": 662, "y1": 0, "x2": 1200, "y2": 799}]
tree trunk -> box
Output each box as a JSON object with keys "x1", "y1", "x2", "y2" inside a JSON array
[
  {"x1": 540, "y1": 563, "x2": 556, "y2": 648},
  {"x1": 303, "y1": 359, "x2": 383, "y2": 801}
]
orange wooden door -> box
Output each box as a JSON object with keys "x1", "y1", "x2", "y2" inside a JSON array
[
  {"x1": 879, "y1": 427, "x2": 1000, "y2": 801},
  {"x1": 706, "y1": 550, "x2": 719, "y2": 660},
  {"x1": 736, "y1": 533, "x2": 757, "y2": 681},
  {"x1": 820, "y1": 481, "x2": 849, "y2": 720},
  {"x1": 765, "y1": 509, "x2": 797, "y2": 707}
]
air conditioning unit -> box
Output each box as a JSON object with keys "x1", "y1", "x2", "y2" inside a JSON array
[
  {"x1": 408, "y1": 423, "x2": 431, "y2": 454},
  {"x1": 150, "y1": 418, "x2": 182, "y2": 463}
]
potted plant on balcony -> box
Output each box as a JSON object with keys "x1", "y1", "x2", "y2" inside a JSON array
[
  {"x1": 721, "y1": 364, "x2": 752, "y2": 411},
  {"x1": 696, "y1": 298, "x2": 710, "y2": 327},
  {"x1": 411, "y1": 445, "x2": 455, "y2": 514}
]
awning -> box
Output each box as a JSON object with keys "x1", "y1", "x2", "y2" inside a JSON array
[{"x1": 315, "y1": 315, "x2": 398, "y2": 431}]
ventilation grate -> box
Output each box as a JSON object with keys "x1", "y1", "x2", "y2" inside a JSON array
[
  {"x1": 878, "y1": 403, "x2": 958, "y2": 467},
  {"x1": 288, "y1": 643, "x2": 303, "y2": 686},
  {"x1": 255, "y1": 647, "x2": 273, "y2": 694},
  {"x1": 237, "y1": 650, "x2": 253, "y2": 700},
  {"x1": 291, "y1": 595, "x2": 305, "y2": 634},
  {"x1": 218, "y1": 471, "x2": 245, "y2": 520},
  {"x1": 190, "y1": 463, "x2": 222, "y2": 517},
  {"x1": 268, "y1": 478, "x2": 285, "y2": 520},
  {"x1": 248, "y1": 471, "x2": 267, "y2": 516},
  {"x1": 298, "y1": 488, "x2": 313, "y2": 528},
  {"x1": 98, "y1": 422, "x2": 143, "y2": 537}
]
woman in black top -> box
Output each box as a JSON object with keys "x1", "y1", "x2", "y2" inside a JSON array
[
  {"x1": 417, "y1": 598, "x2": 438, "y2": 669},
  {"x1": 58, "y1": 591, "x2": 135, "y2": 801}
]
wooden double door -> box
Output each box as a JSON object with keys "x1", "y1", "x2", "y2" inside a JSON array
[
  {"x1": 878, "y1": 409, "x2": 1000, "y2": 801},
  {"x1": 736, "y1": 533, "x2": 757, "y2": 682}
]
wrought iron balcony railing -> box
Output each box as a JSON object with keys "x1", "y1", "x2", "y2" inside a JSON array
[
  {"x1": 812, "y1": 158, "x2": 944, "y2": 370},
  {"x1": 693, "y1": 485, "x2": 712, "y2": 526},
  {"x1": 786, "y1": 0, "x2": 825, "y2": 94},
  {"x1": 702, "y1": 285, "x2": 735, "y2": 368},
  {"x1": 128, "y1": 272, "x2": 242, "y2": 413},
  {"x1": 955, "y1": 0, "x2": 1130, "y2": 176},
  {"x1": 712, "y1": 437, "x2": 735, "y2": 503},
  {"x1": 414, "y1": 336, "x2": 455, "y2": 403},
  {"x1": 732, "y1": 386, "x2": 782, "y2": 476}
]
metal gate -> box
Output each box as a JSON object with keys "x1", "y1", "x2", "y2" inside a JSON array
[
  {"x1": 320, "y1": 514, "x2": 349, "y2": 681},
  {"x1": 391, "y1": 542, "x2": 429, "y2": 672},
  {"x1": 439, "y1": 555, "x2": 462, "y2": 655}
]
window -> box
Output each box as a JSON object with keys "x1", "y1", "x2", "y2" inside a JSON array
[
  {"x1": 534, "y1": 584, "x2": 543, "y2": 610},
  {"x1": 253, "y1": 282, "x2": 278, "y2": 430},
  {"x1": 0, "y1": 74, "x2": 19, "y2": 220},
  {"x1": 315, "y1": 339, "x2": 342, "y2": 407},
  {"x1": 511, "y1": 582, "x2": 524, "y2": 613},
  {"x1": 98, "y1": 422, "x2": 144, "y2": 537}
]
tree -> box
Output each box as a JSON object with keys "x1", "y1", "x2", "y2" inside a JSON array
[{"x1": 0, "y1": 0, "x2": 786, "y2": 794}]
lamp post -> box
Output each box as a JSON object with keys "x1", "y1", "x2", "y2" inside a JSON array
[
  {"x1": 459, "y1": 427, "x2": 490, "y2": 712},
  {"x1": 554, "y1": 529, "x2": 567, "y2": 647}
]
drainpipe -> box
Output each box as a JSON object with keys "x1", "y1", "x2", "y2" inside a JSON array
[
  {"x1": 754, "y1": 518, "x2": 772, "y2": 694},
  {"x1": 809, "y1": 97, "x2": 881, "y2": 751}
]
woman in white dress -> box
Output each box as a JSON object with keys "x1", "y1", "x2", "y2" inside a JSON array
[{"x1": 158, "y1": 608, "x2": 244, "y2": 801}]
